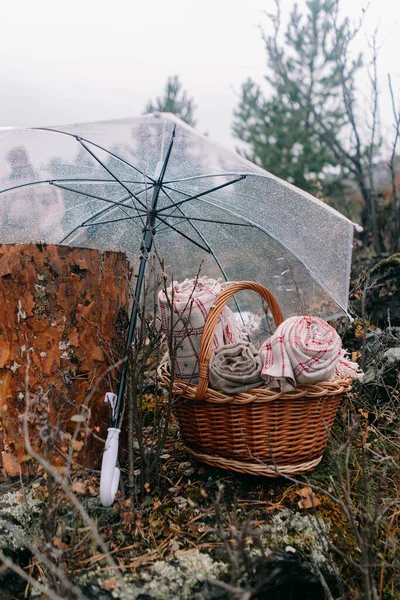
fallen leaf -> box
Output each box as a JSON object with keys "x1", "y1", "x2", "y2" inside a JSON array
[
  {"x1": 53, "y1": 537, "x2": 68, "y2": 550},
  {"x1": 122, "y1": 511, "x2": 133, "y2": 524},
  {"x1": 103, "y1": 579, "x2": 117, "y2": 591},
  {"x1": 71, "y1": 481, "x2": 86, "y2": 495},
  {"x1": 298, "y1": 496, "x2": 320, "y2": 509},
  {"x1": 197, "y1": 525, "x2": 212, "y2": 534},
  {"x1": 173, "y1": 496, "x2": 187, "y2": 505},
  {"x1": 296, "y1": 486, "x2": 320, "y2": 509},
  {"x1": 355, "y1": 324, "x2": 364, "y2": 339},
  {"x1": 178, "y1": 461, "x2": 192, "y2": 470}
]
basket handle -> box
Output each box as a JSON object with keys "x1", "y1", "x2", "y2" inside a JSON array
[{"x1": 195, "y1": 281, "x2": 284, "y2": 401}]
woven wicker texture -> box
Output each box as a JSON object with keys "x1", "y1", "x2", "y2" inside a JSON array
[
  {"x1": 186, "y1": 449, "x2": 323, "y2": 476},
  {"x1": 159, "y1": 281, "x2": 352, "y2": 476}
]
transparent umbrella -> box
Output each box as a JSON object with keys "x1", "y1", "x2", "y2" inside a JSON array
[{"x1": 0, "y1": 112, "x2": 361, "y2": 504}]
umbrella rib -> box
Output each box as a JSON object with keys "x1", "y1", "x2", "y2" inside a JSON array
[
  {"x1": 156, "y1": 185, "x2": 199, "y2": 232},
  {"x1": 157, "y1": 214, "x2": 251, "y2": 226},
  {"x1": 56, "y1": 177, "x2": 149, "y2": 184},
  {"x1": 0, "y1": 179, "x2": 147, "y2": 228},
  {"x1": 164, "y1": 172, "x2": 254, "y2": 184},
  {"x1": 162, "y1": 183, "x2": 256, "y2": 228},
  {"x1": 156, "y1": 220, "x2": 186, "y2": 233},
  {"x1": 80, "y1": 187, "x2": 152, "y2": 228},
  {"x1": 156, "y1": 188, "x2": 249, "y2": 232},
  {"x1": 164, "y1": 181, "x2": 345, "y2": 268},
  {"x1": 162, "y1": 186, "x2": 347, "y2": 314},
  {"x1": 164, "y1": 172, "x2": 359, "y2": 232},
  {"x1": 34, "y1": 126, "x2": 156, "y2": 183},
  {"x1": 156, "y1": 192, "x2": 245, "y2": 320},
  {"x1": 0, "y1": 179, "x2": 152, "y2": 198},
  {"x1": 81, "y1": 179, "x2": 155, "y2": 229},
  {"x1": 157, "y1": 175, "x2": 246, "y2": 213},
  {"x1": 160, "y1": 184, "x2": 250, "y2": 228},
  {"x1": 155, "y1": 214, "x2": 211, "y2": 254},
  {"x1": 51, "y1": 177, "x2": 147, "y2": 184},
  {"x1": 53, "y1": 181, "x2": 149, "y2": 229},
  {"x1": 155, "y1": 186, "x2": 185, "y2": 224},
  {"x1": 59, "y1": 185, "x2": 152, "y2": 242},
  {"x1": 0, "y1": 180, "x2": 59, "y2": 195},
  {"x1": 80, "y1": 214, "x2": 145, "y2": 227},
  {"x1": 77, "y1": 139, "x2": 148, "y2": 211},
  {"x1": 50, "y1": 182, "x2": 149, "y2": 212}
]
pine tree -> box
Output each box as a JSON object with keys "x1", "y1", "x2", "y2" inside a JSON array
[
  {"x1": 233, "y1": 0, "x2": 361, "y2": 197},
  {"x1": 145, "y1": 75, "x2": 197, "y2": 127},
  {"x1": 233, "y1": 80, "x2": 337, "y2": 195}
]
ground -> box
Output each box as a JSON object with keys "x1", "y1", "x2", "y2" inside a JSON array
[
  {"x1": 0, "y1": 379, "x2": 399, "y2": 600},
  {"x1": 0, "y1": 259, "x2": 400, "y2": 600}
]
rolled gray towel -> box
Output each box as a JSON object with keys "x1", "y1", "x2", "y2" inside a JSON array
[{"x1": 209, "y1": 342, "x2": 264, "y2": 394}]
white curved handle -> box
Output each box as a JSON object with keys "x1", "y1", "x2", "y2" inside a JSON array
[{"x1": 100, "y1": 427, "x2": 121, "y2": 507}]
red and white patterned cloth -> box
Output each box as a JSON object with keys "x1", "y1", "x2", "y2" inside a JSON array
[
  {"x1": 158, "y1": 277, "x2": 246, "y2": 382},
  {"x1": 260, "y1": 316, "x2": 363, "y2": 392}
]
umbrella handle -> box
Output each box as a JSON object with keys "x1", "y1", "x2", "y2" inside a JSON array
[{"x1": 100, "y1": 427, "x2": 121, "y2": 507}]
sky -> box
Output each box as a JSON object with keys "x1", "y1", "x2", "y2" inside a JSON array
[{"x1": 1, "y1": 0, "x2": 400, "y2": 150}]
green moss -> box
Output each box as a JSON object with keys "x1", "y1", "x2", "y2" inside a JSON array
[{"x1": 371, "y1": 253, "x2": 400, "y2": 274}]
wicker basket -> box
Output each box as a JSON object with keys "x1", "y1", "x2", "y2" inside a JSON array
[{"x1": 159, "y1": 281, "x2": 351, "y2": 476}]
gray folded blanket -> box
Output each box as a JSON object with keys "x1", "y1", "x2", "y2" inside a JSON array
[{"x1": 209, "y1": 342, "x2": 264, "y2": 394}]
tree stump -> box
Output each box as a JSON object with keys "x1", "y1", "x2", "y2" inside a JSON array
[{"x1": 0, "y1": 243, "x2": 132, "y2": 475}]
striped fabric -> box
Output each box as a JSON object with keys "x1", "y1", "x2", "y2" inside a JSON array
[
  {"x1": 260, "y1": 316, "x2": 363, "y2": 392},
  {"x1": 158, "y1": 277, "x2": 246, "y2": 383}
]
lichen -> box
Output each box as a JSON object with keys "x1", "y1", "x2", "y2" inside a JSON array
[
  {"x1": 0, "y1": 489, "x2": 44, "y2": 551},
  {"x1": 79, "y1": 550, "x2": 227, "y2": 600},
  {"x1": 264, "y1": 510, "x2": 330, "y2": 566},
  {"x1": 135, "y1": 552, "x2": 226, "y2": 600}
]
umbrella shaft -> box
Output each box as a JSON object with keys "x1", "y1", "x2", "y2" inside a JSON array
[
  {"x1": 112, "y1": 187, "x2": 161, "y2": 428},
  {"x1": 111, "y1": 126, "x2": 175, "y2": 428},
  {"x1": 112, "y1": 225, "x2": 153, "y2": 427}
]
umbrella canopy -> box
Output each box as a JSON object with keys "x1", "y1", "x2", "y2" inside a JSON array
[
  {"x1": 0, "y1": 112, "x2": 359, "y2": 321},
  {"x1": 0, "y1": 113, "x2": 361, "y2": 505}
]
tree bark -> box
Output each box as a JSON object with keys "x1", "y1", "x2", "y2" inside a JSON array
[{"x1": 0, "y1": 243, "x2": 132, "y2": 475}]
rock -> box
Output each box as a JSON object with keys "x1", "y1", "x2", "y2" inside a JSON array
[
  {"x1": 251, "y1": 551, "x2": 340, "y2": 600},
  {"x1": 384, "y1": 347, "x2": 400, "y2": 363}
]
